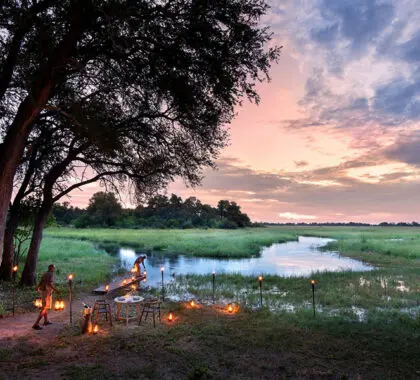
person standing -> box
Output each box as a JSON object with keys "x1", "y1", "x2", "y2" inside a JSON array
[{"x1": 32, "y1": 264, "x2": 60, "y2": 330}]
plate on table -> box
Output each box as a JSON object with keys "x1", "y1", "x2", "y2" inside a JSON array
[
  {"x1": 132, "y1": 296, "x2": 142, "y2": 301},
  {"x1": 117, "y1": 297, "x2": 126, "y2": 302}
]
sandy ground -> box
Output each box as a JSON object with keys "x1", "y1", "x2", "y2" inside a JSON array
[{"x1": 0, "y1": 294, "x2": 99, "y2": 346}]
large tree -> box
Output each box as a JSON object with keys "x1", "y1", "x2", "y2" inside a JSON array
[{"x1": 0, "y1": 0, "x2": 280, "y2": 267}]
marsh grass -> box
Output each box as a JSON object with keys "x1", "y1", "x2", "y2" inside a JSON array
[
  {"x1": 35, "y1": 237, "x2": 118, "y2": 289},
  {"x1": 45, "y1": 227, "x2": 298, "y2": 258}
]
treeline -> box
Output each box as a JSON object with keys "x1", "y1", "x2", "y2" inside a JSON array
[
  {"x1": 266, "y1": 222, "x2": 420, "y2": 227},
  {"x1": 53, "y1": 192, "x2": 254, "y2": 229}
]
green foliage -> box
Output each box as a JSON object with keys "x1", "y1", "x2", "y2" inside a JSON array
[
  {"x1": 53, "y1": 193, "x2": 252, "y2": 230},
  {"x1": 86, "y1": 192, "x2": 122, "y2": 227}
]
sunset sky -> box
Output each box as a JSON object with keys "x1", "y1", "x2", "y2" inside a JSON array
[{"x1": 70, "y1": 0, "x2": 420, "y2": 223}]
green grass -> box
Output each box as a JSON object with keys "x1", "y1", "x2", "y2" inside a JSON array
[
  {"x1": 1, "y1": 226, "x2": 419, "y2": 378},
  {"x1": 36, "y1": 237, "x2": 118, "y2": 289},
  {"x1": 45, "y1": 226, "x2": 420, "y2": 264},
  {"x1": 45, "y1": 227, "x2": 299, "y2": 258}
]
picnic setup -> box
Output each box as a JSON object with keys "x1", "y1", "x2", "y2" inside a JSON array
[{"x1": 27, "y1": 257, "x2": 242, "y2": 337}]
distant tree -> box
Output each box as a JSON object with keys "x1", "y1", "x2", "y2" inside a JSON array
[
  {"x1": 217, "y1": 200, "x2": 230, "y2": 220},
  {"x1": 0, "y1": 0, "x2": 281, "y2": 269},
  {"x1": 225, "y1": 201, "x2": 251, "y2": 227},
  {"x1": 86, "y1": 192, "x2": 122, "y2": 227}
]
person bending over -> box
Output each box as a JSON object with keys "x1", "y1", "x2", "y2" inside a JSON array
[{"x1": 133, "y1": 255, "x2": 147, "y2": 277}]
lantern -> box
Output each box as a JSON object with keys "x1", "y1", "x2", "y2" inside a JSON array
[
  {"x1": 92, "y1": 324, "x2": 99, "y2": 334},
  {"x1": 54, "y1": 300, "x2": 65, "y2": 311},
  {"x1": 168, "y1": 312, "x2": 174, "y2": 322}
]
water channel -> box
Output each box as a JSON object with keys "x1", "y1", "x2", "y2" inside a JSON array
[{"x1": 114, "y1": 236, "x2": 374, "y2": 286}]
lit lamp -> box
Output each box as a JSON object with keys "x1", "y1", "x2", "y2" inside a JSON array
[
  {"x1": 12, "y1": 265, "x2": 18, "y2": 316},
  {"x1": 54, "y1": 300, "x2": 65, "y2": 311},
  {"x1": 68, "y1": 274, "x2": 73, "y2": 324},
  {"x1": 311, "y1": 279, "x2": 316, "y2": 317},
  {"x1": 161, "y1": 267, "x2": 165, "y2": 301},
  {"x1": 212, "y1": 271, "x2": 216, "y2": 304}
]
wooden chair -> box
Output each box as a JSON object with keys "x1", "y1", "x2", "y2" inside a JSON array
[
  {"x1": 138, "y1": 298, "x2": 161, "y2": 328},
  {"x1": 92, "y1": 300, "x2": 113, "y2": 326}
]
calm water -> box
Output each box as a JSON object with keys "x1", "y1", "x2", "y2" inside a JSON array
[{"x1": 117, "y1": 236, "x2": 373, "y2": 286}]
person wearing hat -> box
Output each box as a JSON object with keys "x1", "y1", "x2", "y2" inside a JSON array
[{"x1": 32, "y1": 264, "x2": 60, "y2": 330}]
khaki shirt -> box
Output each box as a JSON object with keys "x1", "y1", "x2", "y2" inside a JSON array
[{"x1": 38, "y1": 271, "x2": 54, "y2": 291}]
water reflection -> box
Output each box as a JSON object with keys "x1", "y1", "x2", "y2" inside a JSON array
[{"x1": 116, "y1": 236, "x2": 373, "y2": 286}]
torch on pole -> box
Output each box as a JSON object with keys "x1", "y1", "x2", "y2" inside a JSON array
[
  {"x1": 12, "y1": 265, "x2": 18, "y2": 316},
  {"x1": 311, "y1": 280, "x2": 316, "y2": 317},
  {"x1": 212, "y1": 271, "x2": 215, "y2": 304},
  {"x1": 68, "y1": 274, "x2": 73, "y2": 324},
  {"x1": 258, "y1": 276, "x2": 263, "y2": 308},
  {"x1": 161, "y1": 267, "x2": 165, "y2": 301}
]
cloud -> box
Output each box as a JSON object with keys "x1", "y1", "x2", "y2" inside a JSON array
[
  {"x1": 374, "y1": 78, "x2": 420, "y2": 119},
  {"x1": 384, "y1": 132, "x2": 420, "y2": 166},
  {"x1": 279, "y1": 212, "x2": 317, "y2": 220},
  {"x1": 294, "y1": 160, "x2": 309, "y2": 167}
]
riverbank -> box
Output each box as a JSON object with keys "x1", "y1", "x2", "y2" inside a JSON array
[
  {"x1": 44, "y1": 227, "x2": 299, "y2": 258},
  {"x1": 1, "y1": 226, "x2": 419, "y2": 378}
]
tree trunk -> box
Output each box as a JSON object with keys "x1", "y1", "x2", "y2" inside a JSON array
[
  {"x1": 0, "y1": 96, "x2": 44, "y2": 268},
  {"x1": 0, "y1": 6, "x2": 88, "y2": 268},
  {"x1": 0, "y1": 207, "x2": 19, "y2": 281},
  {"x1": 19, "y1": 200, "x2": 52, "y2": 286}
]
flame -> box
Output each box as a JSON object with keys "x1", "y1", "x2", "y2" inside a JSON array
[
  {"x1": 190, "y1": 300, "x2": 195, "y2": 308},
  {"x1": 122, "y1": 279, "x2": 126, "y2": 285},
  {"x1": 228, "y1": 304, "x2": 233, "y2": 313},
  {"x1": 168, "y1": 312, "x2": 174, "y2": 322},
  {"x1": 34, "y1": 299, "x2": 42, "y2": 308},
  {"x1": 60, "y1": 301, "x2": 65, "y2": 310},
  {"x1": 68, "y1": 274, "x2": 73, "y2": 280},
  {"x1": 54, "y1": 301, "x2": 60, "y2": 310},
  {"x1": 105, "y1": 285, "x2": 109, "y2": 292},
  {"x1": 12, "y1": 265, "x2": 18, "y2": 272},
  {"x1": 93, "y1": 324, "x2": 99, "y2": 334}
]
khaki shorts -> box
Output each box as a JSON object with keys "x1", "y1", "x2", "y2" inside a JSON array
[{"x1": 41, "y1": 290, "x2": 53, "y2": 310}]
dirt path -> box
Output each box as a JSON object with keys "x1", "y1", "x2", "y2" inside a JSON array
[{"x1": 0, "y1": 294, "x2": 98, "y2": 347}]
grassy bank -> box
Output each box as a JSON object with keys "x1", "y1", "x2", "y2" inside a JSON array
[
  {"x1": 45, "y1": 226, "x2": 420, "y2": 264},
  {"x1": 0, "y1": 237, "x2": 117, "y2": 315},
  {"x1": 45, "y1": 227, "x2": 299, "y2": 258}
]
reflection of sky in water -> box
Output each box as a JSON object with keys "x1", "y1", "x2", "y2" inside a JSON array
[{"x1": 117, "y1": 236, "x2": 373, "y2": 286}]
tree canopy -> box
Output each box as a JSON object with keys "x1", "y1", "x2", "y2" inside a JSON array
[
  {"x1": 54, "y1": 192, "x2": 253, "y2": 229},
  {"x1": 0, "y1": 0, "x2": 280, "y2": 281}
]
